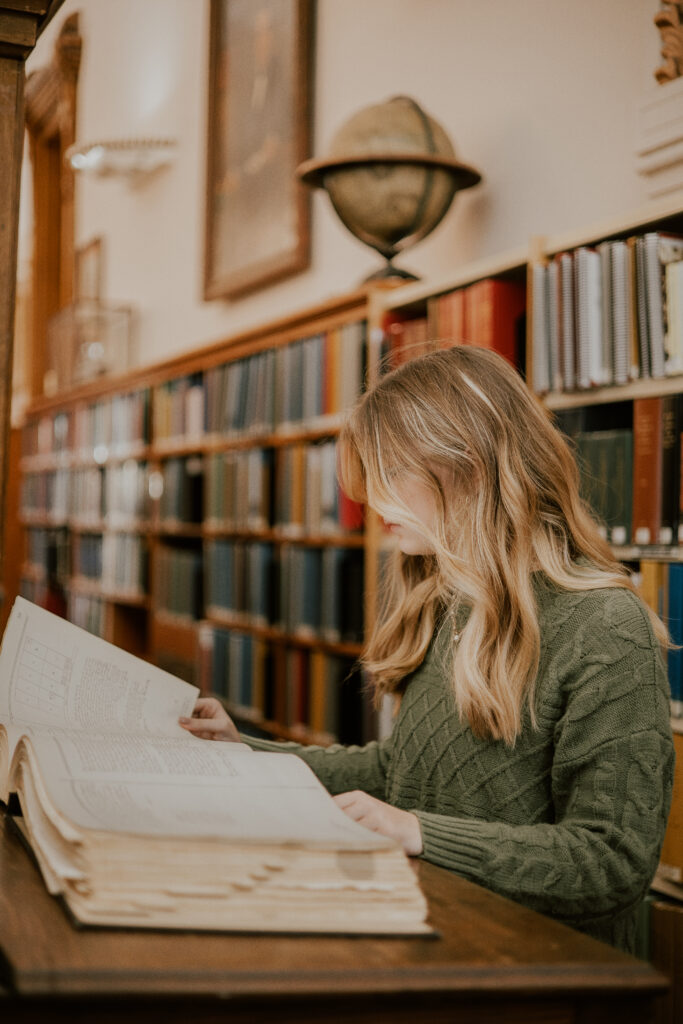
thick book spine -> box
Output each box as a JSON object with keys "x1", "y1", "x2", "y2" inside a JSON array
[
  {"x1": 558, "y1": 253, "x2": 576, "y2": 391},
  {"x1": 609, "y1": 240, "x2": 632, "y2": 386},
  {"x1": 632, "y1": 397, "x2": 663, "y2": 546},
  {"x1": 546, "y1": 260, "x2": 561, "y2": 391},
  {"x1": 660, "y1": 394, "x2": 682, "y2": 545},
  {"x1": 467, "y1": 278, "x2": 526, "y2": 366},
  {"x1": 634, "y1": 236, "x2": 652, "y2": 379},
  {"x1": 574, "y1": 247, "x2": 603, "y2": 388},
  {"x1": 605, "y1": 428, "x2": 633, "y2": 547},
  {"x1": 531, "y1": 262, "x2": 550, "y2": 394},
  {"x1": 666, "y1": 260, "x2": 683, "y2": 375},
  {"x1": 597, "y1": 241, "x2": 614, "y2": 386},
  {"x1": 667, "y1": 564, "x2": 683, "y2": 717}
]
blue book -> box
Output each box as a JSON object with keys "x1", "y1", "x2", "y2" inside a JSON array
[{"x1": 667, "y1": 562, "x2": 683, "y2": 715}]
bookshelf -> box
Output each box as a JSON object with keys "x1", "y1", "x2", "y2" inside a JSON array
[
  {"x1": 17, "y1": 191, "x2": 683, "y2": 751},
  {"x1": 16, "y1": 287, "x2": 390, "y2": 748}
]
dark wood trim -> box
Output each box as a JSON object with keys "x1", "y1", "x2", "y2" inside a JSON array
[
  {"x1": 24, "y1": 10, "x2": 81, "y2": 397},
  {"x1": 0, "y1": 0, "x2": 65, "y2": 586},
  {"x1": 0, "y1": 2, "x2": 64, "y2": 59}
]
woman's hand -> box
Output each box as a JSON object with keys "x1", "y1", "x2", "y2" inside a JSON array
[
  {"x1": 179, "y1": 697, "x2": 242, "y2": 743},
  {"x1": 333, "y1": 791, "x2": 423, "y2": 856}
]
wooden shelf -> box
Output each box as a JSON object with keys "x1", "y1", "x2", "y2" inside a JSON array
[
  {"x1": 202, "y1": 525, "x2": 364, "y2": 547},
  {"x1": 652, "y1": 868, "x2": 683, "y2": 901},
  {"x1": 544, "y1": 373, "x2": 683, "y2": 411},
  {"x1": 204, "y1": 609, "x2": 363, "y2": 658},
  {"x1": 156, "y1": 522, "x2": 204, "y2": 539},
  {"x1": 152, "y1": 418, "x2": 344, "y2": 458},
  {"x1": 68, "y1": 576, "x2": 149, "y2": 607}
]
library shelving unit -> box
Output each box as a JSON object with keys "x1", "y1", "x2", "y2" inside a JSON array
[{"x1": 17, "y1": 287, "x2": 393, "y2": 749}]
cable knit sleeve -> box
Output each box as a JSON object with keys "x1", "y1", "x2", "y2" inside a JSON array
[
  {"x1": 242, "y1": 733, "x2": 394, "y2": 799},
  {"x1": 413, "y1": 590, "x2": 675, "y2": 949}
]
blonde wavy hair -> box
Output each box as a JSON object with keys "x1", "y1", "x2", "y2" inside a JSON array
[{"x1": 338, "y1": 345, "x2": 668, "y2": 746}]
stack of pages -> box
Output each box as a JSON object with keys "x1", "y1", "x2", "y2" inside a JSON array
[{"x1": 0, "y1": 597, "x2": 430, "y2": 934}]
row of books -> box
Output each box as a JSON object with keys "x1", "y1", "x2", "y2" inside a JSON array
[
  {"x1": 21, "y1": 469, "x2": 70, "y2": 520},
  {"x1": 204, "y1": 540, "x2": 364, "y2": 643},
  {"x1": 532, "y1": 230, "x2": 683, "y2": 394},
  {"x1": 273, "y1": 441, "x2": 363, "y2": 535},
  {"x1": 153, "y1": 545, "x2": 203, "y2": 620},
  {"x1": 71, "y1": 532, "x2": 102, "y2": 581},
  {"x1": 152, "y1": 373, "x2": 204, "y2": 442},
  {"x1": 154, "y1": 322, "x2": 367, "y2": 444},
  {"x1": 25, "y1": 526, "x2": 69, "y2": 580},
  {"x1": 382, "y1": 277, "x2": 527, "y2": 371},
  {"x1": 24, "y1": 528, "x2": 364, "y2": 642},
  {"x1": 428, "y1": 277, "x2": 527, "y2": 367},
  {"x1": 22, "y1": 409, "x2": 70, "y2": 458},
  {"x1": 22, "y1": 390, "x2": 150, "y2": 460},
  {"x1": 204, "y1": 626, "x2": 369, "y2": 745},
  {"x1": 69, "y1": 532, "x2": 147, "y2": 596},
  {"x1": 635, "y1": 560, "x2": 683, "y2": 716},
  {"x1": 21, "y1": 447, "x2": 362, "y2": 540},
  {"x1": 159, "y1": 456, "x2": 203, "y2": 525},
  {"x1": 100, "y1": 534, "x2": 147, "y2": 596},
  {"x1": 21, "y1": 462, "x2": 151, "y2": 527},
  {"x1": 159, "y1": 444, "x2": 364, "y2": 535},
  {"x1": 559, "y1": 394, "x2": 683, "y2": 548}
]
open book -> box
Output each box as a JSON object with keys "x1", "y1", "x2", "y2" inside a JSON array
[{"x1": 0, "y1": 597, "x2": 430, "y2": 934}]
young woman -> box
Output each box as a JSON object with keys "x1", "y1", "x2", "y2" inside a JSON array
[{"x1": 180, "y1": 345, "x2": 674, "y2": 953}]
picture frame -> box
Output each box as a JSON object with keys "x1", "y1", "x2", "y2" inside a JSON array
[
  {"x1": 204, "y1": 0, "x2": 313, "y2": 300},
  {"x1": 75, "y1": 237, "x2": 103, "y2": 304}
]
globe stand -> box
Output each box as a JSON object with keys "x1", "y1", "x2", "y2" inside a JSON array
[{"x1": 363, "y1": 258, "x2": 419, "y2": 284}]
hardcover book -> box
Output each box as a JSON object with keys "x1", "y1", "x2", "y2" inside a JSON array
[
  {"x1": 0, "y1": 597, "x2": 429, "y2": 935},
  {"x1": 632, "y1": 397, "x2": 664, "y2": 545}
]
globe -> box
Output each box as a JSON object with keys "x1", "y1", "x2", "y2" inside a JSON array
[{"x1": 297, "y1": 96, "x2": 482, "y2": 279}]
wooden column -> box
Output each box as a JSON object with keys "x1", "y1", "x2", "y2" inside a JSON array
[{"x1": 0, "y1": 0, "x2": 65, "y2": 592}]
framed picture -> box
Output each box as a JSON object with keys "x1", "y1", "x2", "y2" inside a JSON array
[
  {"x1": 75, "y1": 237, "x2": 103, "y2": 304},
  {"x1": 204, "y1": 0, "x2": 314, "y2": 300}
]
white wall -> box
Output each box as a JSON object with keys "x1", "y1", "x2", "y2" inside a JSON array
[{"x1": 23, "y1": 0, "x2": 662, "y2": 370}]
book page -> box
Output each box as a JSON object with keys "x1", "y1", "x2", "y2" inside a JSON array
[
  {"x1": 0, "y1": 598, "x2": 199, "y2": 744},
  {"x1": 19, "y1": 730, "x2": 392, "y2": 849}
]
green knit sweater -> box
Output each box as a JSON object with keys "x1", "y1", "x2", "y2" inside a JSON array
[{"x1": 245, "y1": 580, "x2": 675, "y2": 952}]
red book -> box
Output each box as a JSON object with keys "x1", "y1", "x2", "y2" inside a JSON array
[
  {"x1": 449, "y1": 288, "x2": 468, "y2": 346},
  {"x1": 338, "y1": 484, "x2": 364, "y2": 532},
  {"x1": 466, "y1": 278, "x2": 526, "y2": 365}
]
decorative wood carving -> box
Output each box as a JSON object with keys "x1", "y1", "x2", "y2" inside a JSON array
[{"x1": 655, "y1": 1, "x2": 683, "y2": 84}]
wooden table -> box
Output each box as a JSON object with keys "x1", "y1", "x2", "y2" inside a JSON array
[{"x1": 0, "y1": 811, "x2": 667, "y2": 1023}]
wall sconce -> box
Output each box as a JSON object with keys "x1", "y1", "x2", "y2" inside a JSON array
[{"x1": 65, "y1": 138, "x2": 177, "y2": 179}]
